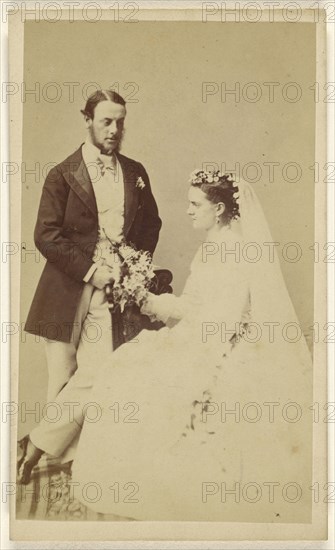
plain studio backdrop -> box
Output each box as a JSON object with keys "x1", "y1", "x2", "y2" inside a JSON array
[{"x1": 18, "y1": 20, "x2": 315, "y2": 433}]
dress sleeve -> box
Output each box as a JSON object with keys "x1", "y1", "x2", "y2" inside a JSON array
[
  {"x1": 142, "y1": 242, "x2": 250, "y2": 333},
  {"x1": 141, "y1": 264, "x2": 201, "y2": 323},
  {"x1": 140, "y1": 293, "x2": 183, "y2": 323}
]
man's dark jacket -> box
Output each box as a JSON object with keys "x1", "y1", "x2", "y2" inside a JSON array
[{"x1": 24, "y1": 146, "x2": 162, "y2": 342}]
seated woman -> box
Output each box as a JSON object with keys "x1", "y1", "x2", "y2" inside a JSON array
[{"x1": 18, "y1": 169, "x2": 313, "y2": 523}]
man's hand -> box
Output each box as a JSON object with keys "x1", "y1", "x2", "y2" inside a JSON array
[{"x1": 90, "y1": 265, "x2": 115, "y2": 290}]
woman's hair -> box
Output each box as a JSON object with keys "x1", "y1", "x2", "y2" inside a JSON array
[
  {"x1": 80, "y1": 89, "x2": 126, "y2": 119},
  {"x1": 189, "y1": 170, "x2": 240, "y2": 224}
]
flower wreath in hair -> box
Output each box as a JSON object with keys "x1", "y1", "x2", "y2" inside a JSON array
[{"x1": 188, "y1": 169, "x2": 240, "y2": 222}]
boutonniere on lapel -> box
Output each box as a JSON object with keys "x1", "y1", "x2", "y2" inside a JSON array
[{"x1": 136, "y1": 176, "x2": 145, "y2": 190}]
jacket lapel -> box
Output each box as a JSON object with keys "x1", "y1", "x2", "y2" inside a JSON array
[
  {"x1": 62, "y1": 148, "x2": 140, "y2": 229},
  {"x1": 63, "y1": 147, "x2": 98, "y2": 216},
  {"x1": 117, "y1": 153, "x2": 139, "y2": 237}
]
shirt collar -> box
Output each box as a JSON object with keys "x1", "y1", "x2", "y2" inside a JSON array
[
  {"x1": 82, "y1": 140, "x2": 103, "y2": 163},
  {"x1": 82, "y1": 140, "x2": 121, "y2": 175}
]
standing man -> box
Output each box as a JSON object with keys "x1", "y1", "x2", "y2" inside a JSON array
[{"x1": 25, "y1": 89, "x2": 162, "y2": 402}]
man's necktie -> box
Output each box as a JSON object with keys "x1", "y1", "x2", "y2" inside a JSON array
[{"x1": 97, "y1": 153, "x2": 116, "y2": 176}]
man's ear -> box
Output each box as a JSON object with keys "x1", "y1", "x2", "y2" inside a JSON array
[
  {"x1": 80, "y1": 110, "x2": 92, "y2": 129},
  {"x1": 84, "y1": 115, "x2": 92, "y2": 129}
]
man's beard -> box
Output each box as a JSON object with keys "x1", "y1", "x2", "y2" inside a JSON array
[
  {"x1": 90, "y1": 128, "x2": 125, "y2": 155},
  {"x1": 113, "y1": 129, "x2": 125, "y2": 153}
]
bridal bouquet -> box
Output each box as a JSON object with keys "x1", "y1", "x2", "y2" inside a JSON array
[{"x1": 102, "y1": 239, "x2": 156, "y2": 313}]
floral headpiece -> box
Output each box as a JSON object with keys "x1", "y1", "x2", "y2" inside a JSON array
[{"x1": 189, "y1": 168, "x2": 240, "y2": 220}]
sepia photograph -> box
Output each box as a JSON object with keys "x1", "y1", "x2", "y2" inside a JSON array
[{"x1": 3, "y1": 1, "x2": 332, "y2": 544}]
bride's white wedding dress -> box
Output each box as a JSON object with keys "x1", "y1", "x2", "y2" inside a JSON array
[{"x1": 72, "y1": 184, "x2": 313, "y2": 522}]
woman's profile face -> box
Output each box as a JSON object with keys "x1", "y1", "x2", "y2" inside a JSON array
[{"x1": 187, "y1": 186, "x2": 217, "y2": 231}]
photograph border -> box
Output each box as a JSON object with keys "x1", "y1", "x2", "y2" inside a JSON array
[{"x1": 2, "y1": 1, "x2": 333, "y2": 545}]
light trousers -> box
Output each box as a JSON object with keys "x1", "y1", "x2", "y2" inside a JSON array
[{"x1": 31, "y1": 285, "x2": 114, "y2": 459}]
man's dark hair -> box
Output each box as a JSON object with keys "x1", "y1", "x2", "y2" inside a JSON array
[{"x1": 80, "y1": 89, "x2": 126, "y2": 119}]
